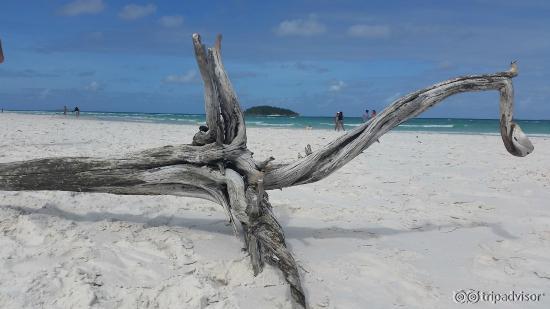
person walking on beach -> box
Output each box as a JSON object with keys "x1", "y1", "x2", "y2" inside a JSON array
[
  {"x1": 334, "y1": 111, "x2": 345, "y2": 131},
  {"x1": 362, "y1": 109, "x2": 370, "y2": 122},
  {"x1": 73, "y1": 106, "x2": 80, "y2": 118},
  {"x1": 63, "y1": 105, "x2": 68, "y2": 116},
  {"x1": 339, "y1": 111, "x2": 345, "y2": 131}
]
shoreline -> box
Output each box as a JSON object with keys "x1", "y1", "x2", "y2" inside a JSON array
[{"x1": 4, "y1": 111, "x2": 550, "y2": 137}]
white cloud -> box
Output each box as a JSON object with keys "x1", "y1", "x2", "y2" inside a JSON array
[
  {"x1": 329, "y1": 80, "x2": 346, "y2": 92},
  {"x1": 159, "y1": 15, "x2": 184, "y2": 28},
  {"x1": 163, "y1": 70, "x2": 196, "y2": 84},
  {"x1": 85, "y1": 81, "x2": 101, "y2": 91},
  {"x1": 119, "y1": 3, "x2": 157, "y2": 20},
  {"x1": 58, "y1": 0, "x2": 105, "y2": 16},
  {"x1": 347, "y1": 24, "x2": 390, "y2": 39},
  {"x1": 275, "y1": 14, "x2": 326, "y2": 37}
]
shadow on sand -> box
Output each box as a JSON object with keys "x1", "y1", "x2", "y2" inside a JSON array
[{"x1": 2, "y1": 204, "x2": 517, "y2": 241}]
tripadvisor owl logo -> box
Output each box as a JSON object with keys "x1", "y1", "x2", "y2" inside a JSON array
[{"x1": 453, "y1": 289, "x2": 545, "y2": 304}]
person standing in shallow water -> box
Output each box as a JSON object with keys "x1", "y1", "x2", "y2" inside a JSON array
[
  {"x1": 371, "y1": 110, "x2": 377, "y2": 118},
  {"x1": 73, "y1": 106, "x2": 80, "y2": 118},
  {"x1": 63, "y1": 105, "x2": 68, "y2": 116}
]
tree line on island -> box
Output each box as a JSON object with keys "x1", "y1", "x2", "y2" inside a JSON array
[{"x1": 244, "y1": 105, "x2": 299, "y2": 116}]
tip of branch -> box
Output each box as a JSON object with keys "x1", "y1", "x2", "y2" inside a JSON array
[
  {"x1": 509, "y1": 60, "x2": 518, "y2": 76},
  {"x1": 509, "y1": 122, "x2": 534, "y2": 157},
  {"x1": 257, "y1": 156, "x2": 275, "y2": 171},
  {"x1": 192, "y1": 33, "x2": 201, "y2": 43},
  {"x1": 215, "y1": 34, "x2": 222, "y2": 51}
]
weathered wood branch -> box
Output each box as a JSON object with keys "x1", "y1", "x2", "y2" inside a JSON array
[
  {"x1": 193, "y1": 34, "x2": 223, "y2": 145},
  {"x1": 243, "y1": 190, "x2": 305, "y2": 306},
  {"x1": 263, "y1": 64, "x2": 533, "y2": 189},
  {"x1": 210, "y1": 34, "x2": 247, "y2": 145},
  {"x1": 192, "y1": 34, "x2": 247, "y2": 147},
  {"x1": 0, "y1": 157, "x2": 222, "y2": 200},
  {"x1": 0, "y1": 33, "x2": 535, "y2": 309},
  {"x1": 0, "y1": 156, "x2": 240, "y2": 230}
]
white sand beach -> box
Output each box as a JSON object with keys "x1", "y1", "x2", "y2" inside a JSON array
[{"x1": 1, "y1": 112, "x2": 549, "y2": 308}]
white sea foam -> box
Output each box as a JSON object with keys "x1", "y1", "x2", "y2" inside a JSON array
[
  {"x1": 256, "y1": 123, "x2": 294, "y2": 127},
  {"x1": 399, "y1": 124, "x2": 454, "y2": 128}
]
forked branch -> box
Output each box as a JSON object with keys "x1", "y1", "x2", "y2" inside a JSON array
[{"x1": 192, "y1": 34, "x2": 247, "y2": 147}]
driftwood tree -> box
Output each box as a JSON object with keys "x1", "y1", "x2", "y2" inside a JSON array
[{"x1": 0, "y1": 34, "x2": 534, "y2": 308}]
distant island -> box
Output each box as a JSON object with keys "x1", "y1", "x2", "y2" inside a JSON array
[{"x1": 244, "y1": 105, "x2": 299, "y2": 116}]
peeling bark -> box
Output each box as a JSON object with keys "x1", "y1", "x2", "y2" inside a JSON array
[
  {"x1": 244, "y1": 190, "x2": 305, "y2": 306},
  {"x1": 0, "y1": 34, "x2": 534, "y2": 308}
]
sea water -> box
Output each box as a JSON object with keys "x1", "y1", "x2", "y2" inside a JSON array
[{"x1": 9, "y1": 110, "x2": 550, "y2": 136}]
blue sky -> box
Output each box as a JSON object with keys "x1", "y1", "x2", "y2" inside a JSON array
[{"x1": 1, "y1": 0, "x2": 549, "y2": 118}]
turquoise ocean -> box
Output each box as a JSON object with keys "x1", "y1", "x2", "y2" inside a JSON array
[{"x1": 9, "y1": 110, "x2": 550, "y2": 136}]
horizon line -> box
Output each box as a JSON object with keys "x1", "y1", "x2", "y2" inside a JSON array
[{"x1": 3, "y1": 109, "x2": 549, "y2": 121}]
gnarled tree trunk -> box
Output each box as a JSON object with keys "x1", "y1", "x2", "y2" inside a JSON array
[{"x1": 0, "y1": 35, "x2": 533, "y2": 308}]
